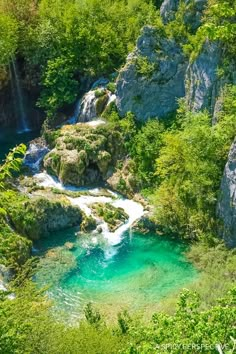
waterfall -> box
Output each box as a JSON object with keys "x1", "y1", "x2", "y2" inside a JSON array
[
  {"x1": 33, "y1": 171, "x2": 145, "y2": 247},
  {"x1": 10, "y1": 58, "x2": 30, "y2": 133}
]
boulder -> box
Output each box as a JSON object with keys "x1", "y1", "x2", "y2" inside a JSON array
[
  {"x1": 8, "y1": 196, "x2": 83, "y2": 240},
  {"x1": 44, "y1": 124, "x2": 125, "y2": 186},
  {"x1": 107, "y1": 159, "x2": 138, "y2": 197}
]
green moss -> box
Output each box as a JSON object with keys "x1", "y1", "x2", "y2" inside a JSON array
[
  {"x1": 107, "y1": 82, "x2": 116, "y2": 93},
  {"x1": 0, "y1": 216, "x2": 32, "y2": 269},
  {"x1": 43, "y1": 124, "x2": 126, "y2": 186},
  {"x1": 93, "y1": 203, "x2": 128, "y2": 232},
  {"x1": 80, "y1": 216, "x2": 97, "y2": 233},
  {"x1": 95, "y1": 94, "x2": 109, "y2": 116},
  {"x1": 94, "y1": 88, "x2": 106, "y2": 98},
  {"x1": 0, "y1": 191, "x2": 82, "y2": 240},
  {"x1": 135, "y1": 56, "x2": 156, "y2": 78}
]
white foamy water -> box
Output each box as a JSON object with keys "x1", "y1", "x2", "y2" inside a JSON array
[
  {"x1": 34, "y1": 172, "x2": 65, "y2": 190},
  {"x1": 33, "y1": 172, "x2": 145, "y2": 247},
  {"x1": 34, "y1": 172, "x2": 99, "y2": 193}
]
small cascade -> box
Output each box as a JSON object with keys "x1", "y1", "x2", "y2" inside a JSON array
[
  {"x1": 10, "y1": 58, "x2": 30, "y2": 133},
  {"x1": 33, "y1": 171, "x2": 145, "y2": 247},
  {"x1": 78, "y1": 91, "x2": 98, "y2": 122},
  {"x1": 70, "y1": 79, "x2": 116, "y2": 123},
  {"x1": 76, "y1": 89, "x2": 116, "y2": 123}
]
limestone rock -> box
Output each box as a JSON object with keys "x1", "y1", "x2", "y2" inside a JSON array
[
  {"x1": 160, "y1": 0, "x2": 179, "y2": 23},
  {"x1": 185, "y1": 41, "x2": 221, "y2": 113},
  {"x1": 218, "y1": 140, "x2": 236, "y2": 247},
  {"x1": 116, "y1": 26, "x2": 187, "y2": 121},
  {"x1": 44, "y1": 124, "x2": 125, "y2": 186},
  {"x1": 9, "y1": 196, "x2": 83, "y2": 240},
  {"x1": 161, "y1": 0, "x2": 207, "y2": 30},
  {"x1": 107, "y1": 159, "x2": 138, "y2": 197}
]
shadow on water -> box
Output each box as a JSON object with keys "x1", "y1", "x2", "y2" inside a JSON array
[{"x1": 0, "y1": 127, "x2": 40, "y2": 162}]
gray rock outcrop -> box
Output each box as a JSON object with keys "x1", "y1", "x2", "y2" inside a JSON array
[
  {"x1": 185, "y1": 41, "x2": 221, "y2": 113},
  {"x1": 160, "y1": 0, "x2": 207, "y2": 30},
  {"x1": 160, "y1": 0, "x2": 180, "y2": 23},
  {"x1": 116, "y1": 26, "x2": 187, "y2": 121},
  {"x1": 218, "y1": 140, "x2": 236, "y2": 247}
]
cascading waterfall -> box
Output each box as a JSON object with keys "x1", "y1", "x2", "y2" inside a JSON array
[
  {"x1": 33, "y1": 171, "x2": 145, "y2": 247},
  {"x1": 10, "y1": 58, "x2": 30, "y2": 133}
]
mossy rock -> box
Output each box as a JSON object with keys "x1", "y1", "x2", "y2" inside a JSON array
[
  {"x1": 0, "y1": 191, "x2": 83, "y2": 240},
  {"x1": 80, "y1": 216, "x2": 97, "y2": 233},
  {"x1": 43, "y1": 124, "x2": 126, "y2": 186},
  {"x1": 93, "y1": 203, "x2": 128, "y2": 232},
  {"x1": 95, "y1": 93, "x2": 109, "y2": 116}
]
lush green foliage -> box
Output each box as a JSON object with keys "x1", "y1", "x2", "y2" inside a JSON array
[
  {"x1": 123, "y1": 287, "x2": 236, "y2": 353},
  {"x1": 0, "y1": 146, "x2": 31, "y2": 269},
  {"x1": 37, "y1": 55, "x2": 79, "y2": 117},
  {"x1": 0, "y1": 0, "x2": 159, "y2": 117},
  {"x1": 187, "y1": 242, "x2": 236, "y2": 308},
  {"x1": 131, "y1": 119, "x2": 164, "y2": 187},
  {"x1": 0, "y1": 13, "x2": 18, "y2": 65},
  {"x1": 152, "y1": 99, "x2": 236, "y2": 241},
  {"x1": 0, "y1": 144, "x2": 26, "y2": 190},
  {"x1": 0, "y1": 268, "x2": 235, "y2": 354},
  {"x1": 183, "y1": 0, "x2": 236, "y2": 59}
]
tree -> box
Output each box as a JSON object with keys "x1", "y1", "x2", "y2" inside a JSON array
[
  {"x1": 131, "y1": 119, "x2": 164, "y2": 187},
  {"x1": 0, "y1": 13, "x2": 18, "y2": 65},
  {"x1": 0, "y1": 144, "x2": 26, "y2": 190},
  {"x1": 37, "y1": 56, "x2": 79, "y2": 118}
]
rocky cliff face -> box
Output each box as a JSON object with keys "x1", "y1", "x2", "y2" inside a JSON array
[
  {"x1": 185, "y1": 42, "x2": 221, "y2": 114},
  {"x1": 160, "y1": 0, "x2": 207, "y2": 30},
  {"x1": 116, "y1": 26, "x2": 187, "y2": 121},
  {"x1": 217, "y1": 141, "x2": 236, "y2": 247},
  {"x1": 116, "y1": 0, "x2": 220, "y2": 122}
]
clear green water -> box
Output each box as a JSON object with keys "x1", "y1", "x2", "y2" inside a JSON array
[
  {"x1": 34, "y1": 229, "x2": 197, "y2": 320},
  {"x1": 0, "y1": 128, "x2": 39, "y2": 162}
]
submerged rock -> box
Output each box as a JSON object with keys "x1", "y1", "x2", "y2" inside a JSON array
[
  {"x1": 116, "y1": 26, "x2": 187, "y2": 121},
  {"x1": 218, "y1": 140, "x2": 236, "y2": 247},
  {"x1": 64, "y1": 242, "x2": 75, "y2": 250},
  {"x1": 24, "y1": 137, "x2": 49, "y2": 172}
]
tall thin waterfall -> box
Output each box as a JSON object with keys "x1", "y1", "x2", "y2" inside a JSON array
[{"x1": 10, "y1": 58, "x2": 30, "y2": 133}]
